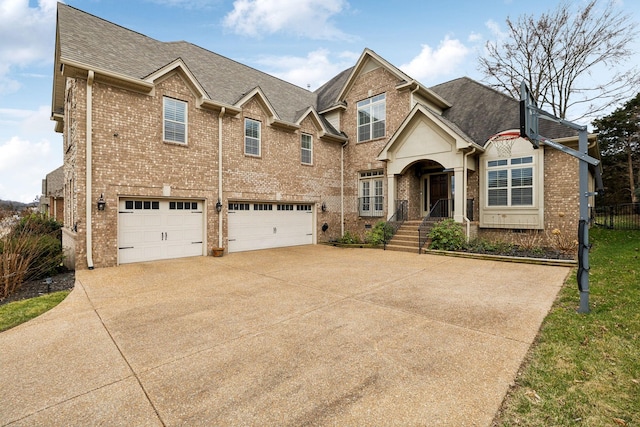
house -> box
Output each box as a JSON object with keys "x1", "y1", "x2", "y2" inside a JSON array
[
  {"x1": 51, "y1": 4, "x2": 599, "y2": 270},
  {"x1": 39, "y1": 165, "x2": 64, "y2": 222}
]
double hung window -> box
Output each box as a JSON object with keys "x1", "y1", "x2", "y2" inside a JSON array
[
  {"x1": 487, "y1": 156, "x2": 533, "y2": 206},
  {"x1": 357, "y1": 94, "x2": 386, "y2": 142},
  {"x1": 163, "y1": 97, "x2": 187, "y2": 144},
  {"x1": 244, "y1": 118, "x2": 261, "y2": 156},
  {"x1": 301, "y1": 133, "x2": 312, "y2": 165}
]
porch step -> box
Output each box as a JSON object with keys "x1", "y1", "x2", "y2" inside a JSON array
[{"x1": 385, "y1": 220, "x2": 423, "y2": 253}]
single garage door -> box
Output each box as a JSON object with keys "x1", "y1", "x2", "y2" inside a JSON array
[
  {"x1": 118, "y1": 199, "x2": 204, "y2": 264},
  {"x1": 227, "y1": 202, "x2": 313, "y2": 252}
]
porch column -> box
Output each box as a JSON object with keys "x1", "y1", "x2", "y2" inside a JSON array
[
  {"x1": 453, "y1": 167, "x2": 464, "y2": 223},
  {"x1": 386, "y1": 174, "x2": 396, "y2": 220}
]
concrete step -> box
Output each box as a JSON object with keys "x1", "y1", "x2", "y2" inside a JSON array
[{"x1": 385, "y1": 244, "x2": 420, "y2": 254}]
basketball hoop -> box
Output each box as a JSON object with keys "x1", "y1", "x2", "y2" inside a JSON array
[{"x1": 487, "y1": 131, "x2": 520, "y2": 158}]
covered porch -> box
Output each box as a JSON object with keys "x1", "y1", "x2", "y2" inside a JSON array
[{"x1": 377, "y1": 103, "x2": 482, "y2": 227}]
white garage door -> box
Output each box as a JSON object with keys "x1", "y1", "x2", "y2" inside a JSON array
[
  {"x1": 227, "y1": 202, "x2": 313, "y2": 252},
  {"x1": 118, "y1": 199, "x2": 204, "y2": 264}
]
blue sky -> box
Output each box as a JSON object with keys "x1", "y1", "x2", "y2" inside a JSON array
[{"x1": 1, "y1": 0, "x2": 639, "y2": 203}]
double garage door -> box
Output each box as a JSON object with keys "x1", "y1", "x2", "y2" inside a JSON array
[
  {"x1": 227, "y1": 202, "x2": 313, "y2": 253},
  {"x1": 118, "y1": 199, "x2": 204, "y2": 264}
]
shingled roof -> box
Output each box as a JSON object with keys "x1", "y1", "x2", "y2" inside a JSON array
[
  {"x1": 430, "y1": 77, "x2": 575, "y2": 146},
  {"x1": 54, "y1": 4, "x2": 318, "y2": 124}
]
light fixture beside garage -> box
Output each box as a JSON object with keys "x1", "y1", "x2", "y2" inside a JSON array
[
  {"x1": 321, "y1": 201, "x2": 327, "y2": 212},
  {"x1": 215, "y1": 198, "x2": 222, "y2": 213},
  {"x1": 97, "y1": 193, "x2": 106, "y2": 211}
]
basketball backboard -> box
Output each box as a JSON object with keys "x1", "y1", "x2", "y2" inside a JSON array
[{"x1": 519, "y1": 81, "x2": 540, "y2": 148}]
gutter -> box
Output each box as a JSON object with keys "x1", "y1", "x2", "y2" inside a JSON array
[
  {"x1": 463, "y1": 147, "x2": 476, "y2": 241},
  {"x1": 341, "y1": 138, "x2": 349, "y2": 236},
  {"x1": 218, "y1": 107, "x2": 225, "y2": 249},
  {"x1": 86, "y1": 70, "x2": 95, "y2": 269}
]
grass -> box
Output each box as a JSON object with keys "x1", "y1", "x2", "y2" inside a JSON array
[
  {"x1": 0, "y1": 291, "x2": 70, "y2": 332},
  {"x1": 495, "y1": 228, "x2": 640, "y2": 426}
]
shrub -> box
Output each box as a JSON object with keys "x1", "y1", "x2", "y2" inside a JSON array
[
  {"x1": 338, "y1": 231, "x2": 361, "y2": 244},
  {"x1": 0, "y1": 214, "x2": 64, "y2": 299},
  {"x1": 428, "y1": 219, "x2": 466, "y2": 251},
  {"x1": 365, "y1": 221, "x2": 394, "y2": 246}
]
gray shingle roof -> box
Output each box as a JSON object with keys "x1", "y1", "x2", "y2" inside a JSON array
[
  {"x1": 57, "y1": 4, "x2": 317, "y2": 123},
  {"x1": 430, "y1": 77, "x2": 575, "y2": 146}
]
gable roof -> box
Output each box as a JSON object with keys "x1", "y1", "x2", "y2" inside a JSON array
[
  {"x1": 430, "y1": 77, "x2": 574, "y2": 146},
  {"x1": 53, "y1": 4, "x2": 318, "y2": 126}
]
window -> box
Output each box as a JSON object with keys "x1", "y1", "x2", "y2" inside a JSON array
[
  {"x1": 487, "y1": 156, "x2": 533, "y2": 206},
  {"x1": 245, "y1": 118, "x2": 261, "y2": 156},
  {"x1": 163, "y1": 97, "x2": 187, "y2": 144},
  {"x1": 301, "y1": 133, "x2": 312, "y2": 165},
  {"x1": 357, "y1": 94, "x2": 386, "y2": 142},
  {"x1": 359, "y1": 170, "x2": 384, "y2": 216}
]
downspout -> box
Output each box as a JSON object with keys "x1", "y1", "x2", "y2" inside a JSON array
[
  {"x1": 86, "y1": 70, "x2": 95, "y2": 269},
  {"x1": 218, "y1": 107, "x2": 225, "y2": 249},
  {"x1": 341, "y1": 139, "x2": 348, "y2": 236},
  {"x1": 463, "y1": 147, "x2": 476, "y2": 241}
]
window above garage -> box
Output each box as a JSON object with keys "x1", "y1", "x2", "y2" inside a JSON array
[{"x1": 163, "y1": 97, "x2": 187, "y2": 144}]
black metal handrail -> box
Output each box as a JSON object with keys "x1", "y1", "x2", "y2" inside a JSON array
[
  {"x1": 383, "y1": 200, "x2": 408, "y2": 250},
  {"x1": 418, "y1": 198, "x2": 453, "y2": 253}
]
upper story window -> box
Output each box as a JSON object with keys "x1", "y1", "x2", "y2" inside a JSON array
[
  {"x1": 301, "y1": 133, "x2": 312, "y2": 165},
  {"x1": 487, "y1": 156, "x2": 534, "y2": 206},
  {"x1": 244, "y1": 118, "x2": 261, "y2": 156},
  {"x1": 357, "y1": 93, "x2": 386, "y2": 142},
  {"x1": 163, "y1": 97, "x2": 187, "y2": 144}
]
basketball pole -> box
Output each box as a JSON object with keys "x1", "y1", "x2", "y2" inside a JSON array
[
  {"x1": 520, "y1": 79, "x2": 602, "y2": 314},
  {"x1": 534, "y1": 122, "x2": 600, "y2": 314}
]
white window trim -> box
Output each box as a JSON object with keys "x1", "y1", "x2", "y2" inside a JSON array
[
  {"x1": 359, "y1": 170, "x2": 384, "y2": 217},
  {"x1": 244, "y1": 118, "x2": 261, "y2": 157},
  {"x1": 163, "y1": 97, "x2": 187, "y2": 144},
  {"x1": 486, "y1": 156, "x2": 534, "y2": 207},
  {"x1": 301, "y1": 133, "x2": 313, "y2": 165},
  {"x1": 479, "y1": 143, "x2": 544, "y2": 230},
  {"x1": 357, "y1": 93, "x2": 386, "y2": 143}
]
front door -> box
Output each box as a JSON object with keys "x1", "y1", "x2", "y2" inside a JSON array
[{"x1": 425, "y1": 174, "x2": 450, "y2": 217}]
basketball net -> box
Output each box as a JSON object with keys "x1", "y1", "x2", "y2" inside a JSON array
[{"x1": 488, "y1": 131, "x2": 521, "y2": 158}]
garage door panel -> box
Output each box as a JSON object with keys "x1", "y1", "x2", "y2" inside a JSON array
[
  {"x1": 228, "y1": 203, "x2": 313, "y2": 253},
  {"x1": 118, "y1": 199, "x2": 204, "y2": 264}
]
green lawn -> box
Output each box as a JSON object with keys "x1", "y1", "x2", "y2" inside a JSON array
[
  {"x1": 495, "y1": 228, "x2": 640, "y2": 426},
  {"x1": 0, "y1": 291, "x2": 70, "y2": 332}
]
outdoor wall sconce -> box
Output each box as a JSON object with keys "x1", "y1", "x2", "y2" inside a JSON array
[
  {"x1": 321, "y1": 201, "x2": 327, "y2": 212},
  {"x1": 216, "y1": 198, "x2": 223, "y2": 213},
  {"x1": 97, "y1": 193, "x2": 106, "y2": 211}
]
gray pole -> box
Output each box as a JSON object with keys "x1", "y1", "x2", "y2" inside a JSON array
[{"x1": 578, "y1": 128, "x2": 590, "y2": 313}]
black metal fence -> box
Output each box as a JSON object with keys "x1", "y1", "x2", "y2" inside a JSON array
[{"x1": 592, "y1": 203, "x2": 640, "y2": 230}]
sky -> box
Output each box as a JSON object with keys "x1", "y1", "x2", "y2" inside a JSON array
[{"x1": 1, "y1": 0, "x2": 639, "y2": 203}]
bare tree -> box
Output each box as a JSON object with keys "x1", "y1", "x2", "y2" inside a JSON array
[{"x1": 479, "y1": 0, "x2": 640, "y2": 120}]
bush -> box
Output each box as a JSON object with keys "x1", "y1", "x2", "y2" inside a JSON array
[
  {"x1": 365, "y1": 221, "x2": 394, "y2": 246},
  {"x1": 338, "y1": 231, "x2": 361, "y2": 244},
  {"x1": 1, "y1": 214, "x2": 64, "y2": 299},
  {"x1": 428, "y1": 219, "x2": 466, "y2": 251}
]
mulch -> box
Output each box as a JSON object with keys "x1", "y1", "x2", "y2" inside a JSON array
[{"x1": 0, "y1": 272, "x2": 75, "y2": 307}]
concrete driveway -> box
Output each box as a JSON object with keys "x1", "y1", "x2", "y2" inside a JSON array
[{"x1": 0, "y1": 246, "x2": 570, "y2": 426}]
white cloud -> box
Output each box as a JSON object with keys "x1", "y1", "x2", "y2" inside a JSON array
[
  {"x1": 0, "y1": 136, "x2": 54, "y2": 203},
  {"x1": 223, "y1": 0, "x2": 352, "y2": 40},
  {"x1": 0, "y1": 106, "x2": 61, "y2": 203},
  {"x1": 256, "y1": 49, "x2": 357, "y2": 90},
  {"x1": 400, "y1": 37, "x2": 470, "y2": 84},
  {"x1": 485, "y1": 19, "x2": 507, "y2": 40},
  {"x1": 0, "y1": 0, "x2": 58, "y2": 94}
]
